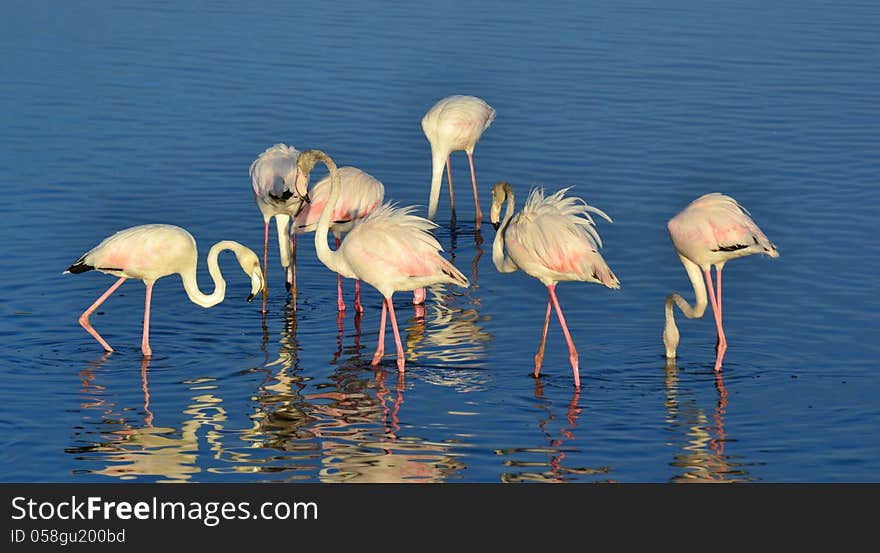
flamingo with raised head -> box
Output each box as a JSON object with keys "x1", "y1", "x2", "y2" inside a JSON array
[
  {"x1": 293, "y1": 166, "x2": 384, "y2": 313},
  {"x1": 662, "y1": 193, "x2": 779, "y2": 371},
  {"x1": 422, "y1": 95, "x2": 495, "y2": 225},
  {"x1": 489, "y1": 181, "x2": 620, "y2": 388},
  {"x1": 65, "y1": 224, "x2": 265, "y2": 356},
  {"x1": 296, "y1": 149, "x2": 470, "y2": 372},
  {"x1": 249, "y1": 143, "x2": 310, "y2": 311}
]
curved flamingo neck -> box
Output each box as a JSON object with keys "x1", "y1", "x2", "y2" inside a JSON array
[
  {"x1": 307, "y1": 152, "x2": 346, "y2": 277},
  {"x1": 492, "y1": 189, "x2": 518, "y2": 273},
  {"x1": 180, "y1": 241, "x2": 248, "y2": 308},
  {"x1": 663, "y1": 255, "x2": 708, "y2": 358}
]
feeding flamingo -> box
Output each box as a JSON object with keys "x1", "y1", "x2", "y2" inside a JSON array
[
  {"x1": 489, "y1": 181, "x2": 620, "y2": 388},
  {"x1": 249, "y1": 143, "x2": 310, "y2": 311},
  {"x1": 65, "y1": 224, "x2": 265, "y2": 356},
  {"x1": 293, "y1": 166, "x2": 385, "y2": 312},
  {"x1": 662, "y1": 193, "x2": 779, "y2": 371},
  {"x1": 296, "y1": 149, "x2": 470, "y2": 372},
  {"x1": 422, "y1": 95, "x2": 495, "y2": 225}
]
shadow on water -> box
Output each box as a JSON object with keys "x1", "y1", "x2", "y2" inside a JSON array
[
  {"x1": 664, "y1": 359, "x2": 755, "y2": 483},
  {"x1": 497, "y1": 381, "x2": 612, "y2": 483}
]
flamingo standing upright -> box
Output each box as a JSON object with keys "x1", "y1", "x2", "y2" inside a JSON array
[
  {"x1": 65, "y1": 224, "x2": 265, "y2": 356},
  {"x1": 489, "y1": 181, "x2": 620, "y2": 388},
  {"x1": 296, "y1": 149, "x2": 470, "y2": 372},
  {"x1": 249, "y1": 143, "x2": 310, "y2": 311},
  {"x1": 662, "y1": 193, "x2": 779, "y2": 371},
  {"x1": 293, "y1": 166, "x2": 385, "y2": 313},
  {"x1": 422, "y1": 95, "x2": 495, "y2": 225}
]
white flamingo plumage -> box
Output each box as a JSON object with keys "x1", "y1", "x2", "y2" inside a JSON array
[
  {"x1": 249, "y1": 143, "x2": 310, "y2": 311},
  {"x1": 296, "y1": 149, "x2": 470, "y2": 372},
  {"x1": 422, "y1": 95, "x2": 496, "y2": 225},
  {"x1": 65, "y1": 224, "x2": 265, "y2": 356},
  {"x1": 293, "y1": 166, "x2": 385, "y2": 312},
  {"x1": 663, "y1": 193, "x2": 779, "y2": 371},
  {"x1": 489, "y1": 182, "x2": 620, "y2": 388}
]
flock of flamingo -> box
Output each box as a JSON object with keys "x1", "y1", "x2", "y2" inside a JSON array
[{"x1": 65, "y1": 94, "x2": 779, "y2": 387}]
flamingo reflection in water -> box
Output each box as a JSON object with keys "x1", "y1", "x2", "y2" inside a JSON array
[
  {"x1": 71, "y1": 357, "x2": 229, "y2": 482},
  {"x1": 404, "y1": 286, "x2": 492, "y2": 390},
  {"x1": 316, "y1": 370, "x2": 466, "y2": 483},
  {"x1": 402, "y1": 221, "x2": 491, "y2": 380},
  {"x1": 664, "y1": 359, "x2": 753, "y2": 482},
  {"x1": 447, "y1": 223, "x2": 486, "y2": 296},
  {"x1": 498, "y1": 382, "x2": 610, "y2": 483},
  {"x1": 242, "y1": 359, "x2": 465, "y2": 482}
]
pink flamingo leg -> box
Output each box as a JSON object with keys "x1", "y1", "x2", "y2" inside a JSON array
[
  {"x1": 371, "y1": 299, "x2": 387, "y2": 366},
  {"x1": 262, "y1": 221, "x2": 269, "y2": 313},
  {"x1": 336, "y1": 237, "x2": 345, "y2": 311},
  {"x1": 385, "y1": 296, "x2": 406, "y2": 372},
  {"x1": 548, "y1": 284, "x2": 580, "y2": 388},
  {"x1": 704, "y1": 269, "x2": 727, "y2": 372},
  {"x1": 467, "y1": 151, "x2": 483, "y2": 226},
  {"x1": 412, "y1": 287, "x2": 426, "y2": 305},
  {"x1": 78, "y1": 277, "x2": 127, "y2": 352},
  {"x1": 446, "y1": 155, "x2": 455, "y2": 222},
  {"x1": 534, "y1": 295, "x2": 553, "y2": 378},
  {"x1": 141, "y1": 282, "x2": 154, "y2": 357},
  {"x1": 354, "y1": 280, "x2": 364, "y2": 313},
  {"x1": 714, "y1": 266, "x2": 724, "y2": 351}
]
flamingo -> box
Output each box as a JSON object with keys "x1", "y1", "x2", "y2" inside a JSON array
[
  {"x1": 249, "y1": 143, "x2": 310, "y2": 311},
  {"x1": 293, "y1": 166, "x2": 385, "y2": 313},
  {"x1": 662, "y1": 193, "x2": 779, "y2": 371},
  {"x1": 422, "y1": 95, "x2": 496, "y2": 225},
  {"x1": 296, "y1": 149, "x2": 470, "y2": 372},
  {"x1": 65, "y1": 224, "x2": 265, "y2": 356},
  {"x1": 489, "y1": 181, "x2": 620, "y2": 388}
]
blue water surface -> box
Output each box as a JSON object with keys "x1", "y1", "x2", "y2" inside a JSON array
[{"x1": 1, "y1": 0, "x2": 878, "y2": 482}]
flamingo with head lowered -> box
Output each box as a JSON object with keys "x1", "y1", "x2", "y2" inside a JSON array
[
  {"x1": 249, "y1": 143, "x2": 310, "y2": 311},
  {"x1": 662, "y1": 193, "x2": 779, "y2": 371},
  {"x1": 489, "y1": 181, "x2": 620, "y2": 388},
  {"x1": 422, "y1": 95, "x2": 495, "y2": 225},
  {"x1": 296, "y1": 149, "x2": 470, "y2": 372},
  {"x1": 65, "y1": 224, "x2": 265, "y2": 357}
]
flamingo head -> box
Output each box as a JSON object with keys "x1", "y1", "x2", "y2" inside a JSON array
[
  {"x1": 293, "y1": 168, "x2": 310, "y2": 204},
  {"x1": 235, "y1": 247, "x2": 265, "y2": 302},
  {"x1": 296, "y1": 149, "x2": 327, "y2": 179},
  {"x1": 490, "y1": 181, "x2": 513, "y2": 230}
]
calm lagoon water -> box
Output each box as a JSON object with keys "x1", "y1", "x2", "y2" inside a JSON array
[{"x1": 1, "y1": 0, "x2": 878, "y2": 482}]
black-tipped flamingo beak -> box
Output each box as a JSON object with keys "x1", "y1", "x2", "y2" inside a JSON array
[
  {"x1": 303, "y1": 192, "x2": 311, "y2": 204},
  {"x1": 248, "y1": 270, "x2": 264, "y2": 302},
  {"x1": 492, "y1": 221, "x2": 500, "y2": 231}
]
